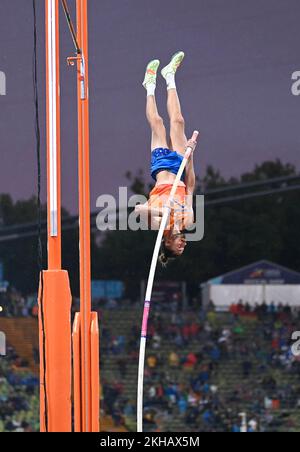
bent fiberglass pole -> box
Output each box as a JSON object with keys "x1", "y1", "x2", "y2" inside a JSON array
[{"x1": 137, "y1": 130, "x2": 199, "y2": 432}]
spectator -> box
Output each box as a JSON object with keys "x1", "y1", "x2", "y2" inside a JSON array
[
  {"x1": 147, "y1": 355, "x2": 157, "y2": 369},
  {"x1": 169, "y1": 351, "x2": 179, "y2": 368}
]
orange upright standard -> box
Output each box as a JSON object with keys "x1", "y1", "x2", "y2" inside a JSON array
[{"x1": 38, "y1": 0, "x2": 99, "y2": 433}]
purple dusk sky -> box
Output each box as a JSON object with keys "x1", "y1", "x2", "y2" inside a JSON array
[{"x1": 0, "y1": 0, "x2": 300, "y2": 213}]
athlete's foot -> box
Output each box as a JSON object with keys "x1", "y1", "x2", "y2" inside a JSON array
[
  {"x1": 142, "y1": 59, "x2": 160, "y2": 89},
  {"x1": 161, "y1": 51, "x2": 185, "y2": 79}
]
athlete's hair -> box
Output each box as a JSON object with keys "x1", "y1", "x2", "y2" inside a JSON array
[{"x1": 159, "y1": 240, "x2": 177, "y2": 267}]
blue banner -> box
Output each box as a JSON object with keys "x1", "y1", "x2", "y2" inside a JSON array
[
  {"x1": 91, "y1": 280, "x2": 124, "y2": 299},
  {"x1": 209, "y1": 261, "x2": 300, "y2": 285}
]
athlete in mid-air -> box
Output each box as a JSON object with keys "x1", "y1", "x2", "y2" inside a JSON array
[{"x1": 135, "y1": 51, "x2": 198, "y2": 265}]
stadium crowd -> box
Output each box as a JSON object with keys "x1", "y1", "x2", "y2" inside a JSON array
[
  {"x1": 0, "y1": 345, "x2": 39, "y2": 432},
  {"x1": 101, "y1": 299, "x2": 300, "y2": 432},
  {"x1": 0, "y1": 288, "x2": 38, "y2": 318},
  {"x1": 1, "y1": 290, "x2": 300, "y2": 432}
]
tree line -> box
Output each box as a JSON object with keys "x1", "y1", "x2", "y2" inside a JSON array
[{"x1": 0, "y1": 159, "x2": 299, "y2": 299}]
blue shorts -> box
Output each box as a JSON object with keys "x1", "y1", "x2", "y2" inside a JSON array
[{"x1": 151, "y1": 148, "x2": 185, "y2": 182}]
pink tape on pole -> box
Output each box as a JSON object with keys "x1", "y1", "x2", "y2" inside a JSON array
[{"x1": 141, "y1": 302, "x2": 150, "y2": 338}]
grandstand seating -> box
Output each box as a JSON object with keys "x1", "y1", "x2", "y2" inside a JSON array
[
  {"x1": 100, "y1": 308, "x2": 300, "y2": 432},
  {"x1": 0, "y1": 318, "x2": 38, "y2": 373},
  {"x1": 2, "y1": 308, "x2": 300, "y2": 432}
]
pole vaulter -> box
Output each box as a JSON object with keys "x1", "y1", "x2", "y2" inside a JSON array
[
  {"x1": 39, "y1": 0, "x2": 99, "y2": 432},
  {"x1": 136, "y1": 52, "x2": 199, "y2": 431},
  {"x1": 137, "y1": 132, "x2": 198, "y2": 432}
]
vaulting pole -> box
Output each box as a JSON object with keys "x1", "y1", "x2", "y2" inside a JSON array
[
  {"x1": 137, "y1": 131, "x2": 199, "y2": 432},
  {"x1": 39, "y1": 0, "x2": 72, "y2": 432}
]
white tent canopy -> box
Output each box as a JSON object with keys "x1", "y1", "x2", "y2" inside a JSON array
[{"x1": 202, "y1": 260, "x2": 300, "y2": 310}]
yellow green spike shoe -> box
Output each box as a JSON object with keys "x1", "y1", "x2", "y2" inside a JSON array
[
  {"x1": 142, "y1": 59, "x2": 160, "y2": 89},
  {"x1": 161, "y1": 51, "x2": 185, "y2": 79}
]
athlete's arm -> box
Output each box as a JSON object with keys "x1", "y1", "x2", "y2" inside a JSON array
[
  {"x1": 185, "y1": 154, "x2": 196, "y2": 196},
  {"x1": 135, "y1": 203, "x2": 163, "y2": 230},
  {"x1": 135, "y1": 203, "x2": 163, "y2": 217},
  {"x1": 184, "y1": 136, "x2": 197, "y2": 195},
  {"x1": 184, "y1": 136, "x2": 198, "y2": 226}
]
